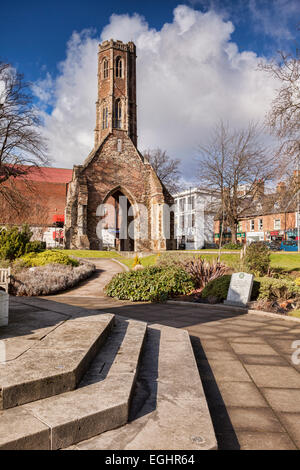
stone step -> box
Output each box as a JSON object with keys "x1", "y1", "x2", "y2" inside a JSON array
[
  {"x1": 0, "y1": 318, "x2": 147, "y2": 450},
  {"x1": 68, "y1": 323, "x2": 218, "y2": 450},
  {"x1": 0, "y1": 313, "x2": 114, "y2": 409}
]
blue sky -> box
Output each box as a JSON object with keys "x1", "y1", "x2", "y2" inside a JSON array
[
  {"x1": 2, "y1": 0, "x2": 299, "y2": 83},
  {"x1": 1, "y1": 1, "x2": 299, "y2": 180}
]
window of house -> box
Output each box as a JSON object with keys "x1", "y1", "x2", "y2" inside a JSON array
[
  {"x1": 113, "y1": 99, "x2": 122, "y2": 129},
  {"x1": 179, "y1": 198, "x2": 185, "y2": 212},
  {"x1": 250, "y1": 219, "x2": 255, "y2": 231},
  {"x1": 180, "y1": 215, "x2": 184, "y2": 229},
  {"x1": 115, "y1": 57, "x2": 122, "y2": 78},
  {"x1": 258, "y1": 218, "x2": 263, "y2": 230},
  {"x1": 102, "y1": 107, "x2": 108, "y2": 129},
  {"x1": 103, "y1": 59, "x2": 109, "y2": 79},
  {"x1": 274, "y1": 219, "x2": 281, "y2": 230},
  {"x1": 188, "y1": 196, "x2": 195, "y2": 210},
  {"x1": 192, "y1": 213, "x2": 195, "y2": 227}
]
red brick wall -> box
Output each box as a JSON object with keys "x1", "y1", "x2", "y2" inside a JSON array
[{"x1": 0, "y1": 180, "x2": 68, "y2": 226}]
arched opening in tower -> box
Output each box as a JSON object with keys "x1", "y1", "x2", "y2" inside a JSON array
[{"x1": 103, "y1": 189, "x2": 135, "y2": 252}]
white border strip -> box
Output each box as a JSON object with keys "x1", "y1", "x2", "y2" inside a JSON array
[{"x1": 111, "y1": 258, "x2": 130, "y2": 272}]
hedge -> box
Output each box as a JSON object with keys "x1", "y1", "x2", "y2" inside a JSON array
[{"x1": 105, "y1": 266, "x2": 195, "y2": 302}]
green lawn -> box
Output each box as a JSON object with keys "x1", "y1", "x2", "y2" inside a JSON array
[
  {"x1": 269, "y1": 253, "x2": 300, "y2": 272},
  {"x1": 120, "y1": 254, "x2": 158, "y2": 269},
  {"x1": 62, "y1": 249, "x2": 300, "y2": 273},
  {"x1": 63, "y1": 249, "x2": 123, "y2": 259},
  {"x1": 289, "y1": 310, "x2": 300, "y2": 318}
]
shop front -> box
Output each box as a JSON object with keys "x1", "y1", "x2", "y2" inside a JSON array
[
  {"x1": 237, "y1": 232, "x2": 246, "y2": 244},
  {"x1": 268, "y1": 230, "x2": 284, "y2": 242},
  {"x1": 214, "y1": 232, "x2": 232, "y2": 244},
  {"x1": 246, "y1": 231, "x2": 264, "y2": 244}
]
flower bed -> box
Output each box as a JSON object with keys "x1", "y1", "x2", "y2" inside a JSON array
[{"x1": 10, "y1": 260, "x2": 95, "y2": 296}]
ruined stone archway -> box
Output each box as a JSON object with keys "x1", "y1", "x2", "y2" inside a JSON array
[{"x1": 101, "y1": 186, "x2": 136, "y2": 252}]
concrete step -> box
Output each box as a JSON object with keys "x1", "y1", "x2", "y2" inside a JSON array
[
  {"x1": 68, "y1": 323, "x2": 218, "y2": 450},
  {"x1": 0, "y1": 318, "x2": 147, "y2": 449},
  {"x1": 0, "y1": 313, "x2": 114, "y2": 409}
]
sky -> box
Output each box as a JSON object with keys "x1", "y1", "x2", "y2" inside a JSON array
[{"x1": 1, "y1": 0, "x2": 300, "y2": 184}]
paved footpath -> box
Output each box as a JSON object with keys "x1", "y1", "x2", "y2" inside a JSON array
[{"x1": 13, "y1": 259, "x2": 300, "y2": 450}]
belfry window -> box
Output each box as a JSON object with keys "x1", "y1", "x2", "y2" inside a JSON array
[
  {"x1": 114, "y1": 99, "x2": 122, "y2": 129},
  {"x1": 102, "y1": 107, "x2": 108, "y2": 129},
  {"x1": 115, "y1": 57, "x2": 122, "y2": 78},
  {"x1": 103, "y1": 59, "x2": 109, "y2": 79}
]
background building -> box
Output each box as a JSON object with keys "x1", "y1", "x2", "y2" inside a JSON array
[
  {"x1": 0, "y1": 166, "x2": 72, "y2": 247},
  {"x1": 214, "y1": 181, "x2": 299, "y2": 245},
  {"x1": 174, "y1": 187, "x2": 218, "y2": 249}
]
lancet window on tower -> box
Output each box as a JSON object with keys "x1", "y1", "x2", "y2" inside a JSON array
[
  {"x1": 103, "y1": 59, "x2": 109, "y2": 79},
  {"x1": 114, "y1": 99, "x2": 122, "y2": 129},
  {"x1": 102, "y1": 107, "x2": 108, "y2": 129},
  {"x1": 115, "y1": 57, "x2": 123, "y2": 78}
]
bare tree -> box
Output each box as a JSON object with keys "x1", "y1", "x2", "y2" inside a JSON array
[
  {"x1": 258, "y1": 48, "x2": 300, "y2": 166},
  {"x1": 0, "y1": 61, "x2": 49, "y2": 210},
  {"x1": 143, "y1": 148, "x2": 181, "y2": 194},
  {"x1": 197, "y1": 121, "x2": 276, "y2": 244}
]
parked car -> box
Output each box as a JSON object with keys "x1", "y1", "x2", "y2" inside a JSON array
[
  {"x1": 280, "y1": 240, "x2": 298, "y2": 252},
  {"x1": 249, "y1": 241, "x2": 281, "y2": 251},
  {"x1": 204, "y1": 243, "x2": 219, "y2": 249},
  {"x1": 266, "y1": 241, "x2": 282, "y2": 251}
]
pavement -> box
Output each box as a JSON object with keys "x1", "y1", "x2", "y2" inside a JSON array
[{"x1": 5, "y1": 258, "x2": 300, "y2": 450}]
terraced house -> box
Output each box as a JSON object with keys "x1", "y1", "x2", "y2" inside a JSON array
[{"x1": 214, "y1": 178, "x2": 300, "y2": 245}]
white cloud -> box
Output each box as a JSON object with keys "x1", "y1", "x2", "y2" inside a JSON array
[{"x1": 35, "y1": 4, "x2": 280, "y2": 181}]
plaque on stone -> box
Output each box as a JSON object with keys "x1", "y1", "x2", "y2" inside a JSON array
[
  {"x1": 224, "y1": 272, "x2": 253, "y2": 307},
  {"x1": 0, "y1": 291, "x2": 9, "y2": 326}
]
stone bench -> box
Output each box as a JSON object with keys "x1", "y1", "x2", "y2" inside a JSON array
[
  {"x1": 0, "y1": 291, "x2": 9, "y2": 327},
  {"x1": 0, "y1": 268, "x2": 10, "y2": 293}
]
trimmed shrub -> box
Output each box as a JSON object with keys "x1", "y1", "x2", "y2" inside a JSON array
[
  {"x1": 201, "y1": 275, "x2": 231, "y2": 302},
  {"x1": 0, "y1": 225, "x2": 32, "y2": 260},
  {"x1": 10, "y1": 261, "x2": 95, "y2": 296},
  {"x1": 25, "y1": 240, "x2": 46, "y2": 254},
  {"x1": 20, "y1": 250, "x2": 79, "y2": 267},
  {"x1": 105, "y1": 266, "x2": 195, "y2": 302},
  {"x1": 256, "y1": 277, "x2": 300, "y2": 301},
  {"x1": 244, "y1": 242, "x2": 270, "y2": 276}
]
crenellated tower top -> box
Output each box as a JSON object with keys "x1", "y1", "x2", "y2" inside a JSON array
[{"x1": 94, "y1": 39, "x2": 137, "y2": 148}]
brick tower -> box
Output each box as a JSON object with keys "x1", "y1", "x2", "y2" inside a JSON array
[
  {"x1": 94, "y1": 39, "x2": 137, "y2": 147},
  {"x1": 64, "y1": 39, "x2": 175, "y2": 252}
]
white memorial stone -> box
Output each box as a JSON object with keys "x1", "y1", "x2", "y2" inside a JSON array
[
  {"x1": 0, "y1": 291, "x2": 9, "y2": 326},
  {"x1": 224, "y1": 272, "x2": 253, "y2": 307}
]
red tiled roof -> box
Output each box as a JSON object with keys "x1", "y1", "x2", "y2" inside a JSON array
[{"x1": 15, "y1": 166, "x2": 73, "y2": 184}]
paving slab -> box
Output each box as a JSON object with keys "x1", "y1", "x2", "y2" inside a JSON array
[
  {"x1": 230, "y1": 343, "x2": 279, "y2": 356},
  {"x1": 236, "y1": 431, "x2": 297, "y2": 450},
  {"x1": 244, "y1": 365, "x2": 300, "y2": 389},
  {"x1": 261, "y1": 388, "x2": 300, "y2": 413},
  {"x1": 227, "y1": 407, "x2": 284, "y2": 433},
  {"x1": 278, "y1": 413, "x2": 300, "y2": 448},
  {"x1": 217, "y1": 382, "x2": 268, "y2": 408}
]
